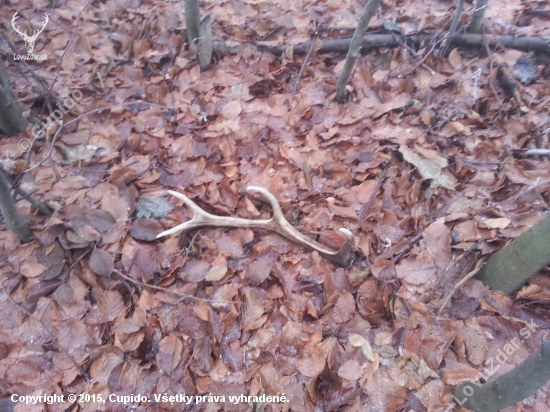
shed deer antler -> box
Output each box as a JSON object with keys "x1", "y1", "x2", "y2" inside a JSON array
[
  {"x1": 157, "y1": 186, "x2": 354, "y2": 267},
  {"x1": 12, "y1": 12, "x2": 49, "y2": 54}
]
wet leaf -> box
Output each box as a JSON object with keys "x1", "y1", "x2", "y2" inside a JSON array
[{"x1": 89, "y1": 248, "x2": 114, "y2": 277}]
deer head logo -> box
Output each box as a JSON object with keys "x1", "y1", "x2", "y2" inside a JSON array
[{"x1": 11, "y1": 12, "x2": 49, "y2": 54}]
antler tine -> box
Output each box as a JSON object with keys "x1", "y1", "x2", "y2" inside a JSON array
[
  {"x1": 156, "y1": 190, "x2": 273, "y2": 238},
  {"x1": 157, "y1": 187, "x2": 354, "y2": 267},
  {"x1": 246, "y1": 186, "x2": 354, "y2": 267},
  {"x1": 156, "y1": 190, "x2": 211, "y2": 237}
]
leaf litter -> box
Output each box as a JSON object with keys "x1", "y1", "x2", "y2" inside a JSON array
[{"x1": 0, "y1": 0, "x2": 550, "y2": 410}]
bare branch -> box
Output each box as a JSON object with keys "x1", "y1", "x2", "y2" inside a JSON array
[
  {"x1": 442, "y1": 0, "x2": 465, "y2": 56},
  {"x1": 185, "y1": 0, "x2": 200, "y2": 44},
  {"x1": 437, "y1": 255, "x2": 487, "y2": 315},
  {"x1": 157, "y1": 187, "x2": 355, "y2": 267},
  {"x1": 468, "y1": 0, "x2": 489, "y2": 33},
  {"x1": 292, "y1": 38, "x2": 317, "y2": 96},
  {"x1": 336, "y1": 0, "x2": 380, "y2": 103},
  {"x1": 214, "y1": 33, "x2": 550, "y2": 56}
]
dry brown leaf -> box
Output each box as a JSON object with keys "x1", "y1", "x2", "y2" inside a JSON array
[
  {"x1": 399, "y1": 145, "x2": 457, "y2": 190},
  {"x1": 205, "y1": 262, "x2": 228, "y2": 282},
  {"x1": 349, "y1": 334, "x2": 376, "y2": 362},
  {"x1": 89, "y1": 248, "x2": 114, "y2": 277},
  {"x1": 337, "y1": 359, "x2": 363, "y2": 381}
]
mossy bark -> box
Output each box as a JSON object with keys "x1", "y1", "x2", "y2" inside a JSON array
[
  {"x1": 454, "y1": 339, "x2": 550, "y2": 412},
  {"x1": 476, "y1": 213, "x2": 550, "y2": 295},
  {"x1": 0, "y1": 61, "x2": 28, "y2": 135},
  {"x1": 0, "y1": 167, "x2": 32, "y2": 243}
]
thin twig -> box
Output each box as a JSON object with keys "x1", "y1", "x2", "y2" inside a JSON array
[
  {"x1": 482, "y1": 31, "x2": 504, "y2": 115},
  {"x1": 393, "y1": 229, "x2": 426, "y2": 265},
  {"x1": 442, "y1": 0, "x2": 466, "y2": 56},
  {"x1": 398, "y1": 35, "x2": 439, "y2": 78},
  {"x1": 112, "y1": 270, "x2": 243, "y2": 305},
  {"x1": 1, "y1": 279, "x2": 90, "y2": 380},
  {"x1": 24, "y1": 100, "x2": 189, "y2": 174},
  {"x1": 437, "y1": 256, "x2": 488, "y2": 315},
  {"x1": 292, "y1": 37, "x2": 316, "y2": 96},
  {"x1": 472, "y1": 179, "x2": 550, "y2": 218},
  {"x1": 24, "y1": 121, "x2": 63, "y2": 173},
  {"x1": 356, "y1": 165, "x2": 388, "y2": 227},
  {"x1": 46, "y1": 0, "x2": 91, "y2": 107}
]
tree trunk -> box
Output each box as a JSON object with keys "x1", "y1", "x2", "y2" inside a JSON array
[
  {"x1": 0, "y1": 167, "x2": 32, "y2": 243},
  {"x1": 0, "y1": 60, "x2": 28, "y2": 135},
  {"x1": 476, "y1": 213, "x2": 550, "y2": 295},
  {"x1": 454, "y1": 339, "x2": 550, "y2": 412}
]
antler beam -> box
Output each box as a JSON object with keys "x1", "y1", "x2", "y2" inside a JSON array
[{"x1": 157, "y1": 186, "x2": 354, "y2": 267}]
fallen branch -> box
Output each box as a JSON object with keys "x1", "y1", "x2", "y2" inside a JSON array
[
  {"x1": 292, "y1": 37, "x2": 317, "y2": 95},
  {"x1": 215, "y1": 33, "x2": 550, "y2": 56},
  {"x1": 157, "y1": 186, "x2": 355, "y2": 267}
]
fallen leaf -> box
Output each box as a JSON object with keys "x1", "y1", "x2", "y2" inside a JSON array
[
  {"x1": 89, "y1": 248, "x2": 114, "y2": 277},
  {"x1": 349, "y1": 334, "x2": 376, "y2": 362},
  {"x1": 399, "y1": 145, "x2": 457, "y2": 190}
]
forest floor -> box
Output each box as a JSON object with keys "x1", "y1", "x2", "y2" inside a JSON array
[{"x1": 1, "y1": 0, "x2": 550, "y2": 410}]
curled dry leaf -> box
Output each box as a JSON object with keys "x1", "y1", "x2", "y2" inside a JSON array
[
  {"x1": 349, "y1": 334, "x2": 376, "y2": 362},
  {"x1": 477, "y1": 217, "x2": 511, "y2": 229},
  {"x1": 399, "y1": 145, "x2": 457, "y2": 191},
  {"x1": 130, "y1": 218, "x2": 164, "y2": 241},
  {"x1": 87, "y1": 209, "x2": 116, "y2": 232},
  {"x1": 205, "y1": 262, "x2": 228, "y2": 282}
]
